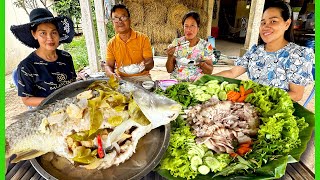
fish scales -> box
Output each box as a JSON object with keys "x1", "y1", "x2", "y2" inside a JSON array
[
  {"x1": 6, "y1": 98, "x2": 77, "y2": 160},
  {"x1": 5, "y1": 81, "x2": 182, "y2": 170}
]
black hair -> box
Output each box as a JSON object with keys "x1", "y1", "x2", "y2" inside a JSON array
[
  {"x1": 182, "y1": 11, "x2": 201, "y2": 27},
  {"x1": 110, "y1": 4, "x2": 130, "y2": 18},
  {"x1": 259, "y1": 0, "x2": 294, "y2": 43},
  {"x1": 31, "y1": 24, "x2": 38, "y2": 33}
]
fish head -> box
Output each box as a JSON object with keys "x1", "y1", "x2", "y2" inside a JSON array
[{"x1": 132, "y1": 89, "x2": 182, "y2": 129}]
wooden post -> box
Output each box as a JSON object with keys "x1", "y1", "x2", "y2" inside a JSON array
[
  {"x1": 94, "y1": 0, "x2": 108, "y2": 67},
  {"x1": 207, "y1": 0, "x2": 214, "y2": 38},
  {"x1": 240, "y1": 0, "x2": 265, "y2": 56},
  {"x1": 79, "y1": 0, "x2": 99, "y2": 72}
]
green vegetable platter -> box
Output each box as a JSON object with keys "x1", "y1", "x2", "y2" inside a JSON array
[{"x1": 155, "y1": 75, "x2": 314, "y2": 180}]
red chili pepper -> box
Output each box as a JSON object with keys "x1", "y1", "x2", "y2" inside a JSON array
[{"x1": 97, "y1": 134, "x2": 104, "y2": 158}]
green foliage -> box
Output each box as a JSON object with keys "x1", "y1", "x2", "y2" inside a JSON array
[
  {"x1": 156, "y1": 82, "x2": 199, "y2": 108},
  {"x1": 52, "y1": 0, "x2": 96, "y2": 23},
  {"x1": 64, "y1": 36, "x2": 88, "y2": 72},
  {"x1": 107, "y1": 21, "x2": 116, "y2": 39},
  {"x1": 53, "y1": 0, "x2": 115, "y2": 72},
  {"x1": 63, "y1": 22, "x2": 115, "y2": 73},
  {"x1": 52, "y1": 0, "x2": 81, "y2": 22}
]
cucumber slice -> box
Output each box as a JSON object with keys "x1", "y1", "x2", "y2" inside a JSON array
[
  {"x1": 218, "y1": 91, "x2": 227, "y2": 100},
  {"x1": 204, "y1": 150, "x2": 214, "y2": 157},
  {"x1": 191, "y1": 163, "x2": 198, "y2": 172},
  {"x1": 188, "y1": 149, "x2": 199, "y2": 158},
  {"x1": 205, "y1": 80, "x2": 219, "y2": 85},
  {"x1": 220, "y1": 81, "x2": 229, "y2": 90},
  {"x1": 190, "y1": 156, "x2": 203, "y2": 171},
  {"x1": 190, "y1": 145, "x2": 205, "y2": 158},
  {"x1": 204, "y1": 156, "x2": 220, "y2": 172},
  {"x1": 200, "y1": 86, "x2": 207, "y2": 90},
  {"x1": 198, "y1": 165, "x2": 210, "y2": 175}
]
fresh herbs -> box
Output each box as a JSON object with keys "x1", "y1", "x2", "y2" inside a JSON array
[{"x1": 155, "y1": 82, "x2": 199, "y2": 108}]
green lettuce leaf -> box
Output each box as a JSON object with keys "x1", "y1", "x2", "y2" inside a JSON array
[{"x1": 156, "y1": 75, "x2": 314, "y2": 180}]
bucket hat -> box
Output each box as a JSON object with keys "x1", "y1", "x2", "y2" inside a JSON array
[{"x1": 10, "y1": 8, "x2": 75, "y2": 48}]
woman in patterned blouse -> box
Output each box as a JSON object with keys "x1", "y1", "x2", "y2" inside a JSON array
[
  {"x1": 165, "y1": 11, "x2": 217, "y2": 82},
  {"x1": 215, "y1": 0, "x2": 314, "y2": 101}
]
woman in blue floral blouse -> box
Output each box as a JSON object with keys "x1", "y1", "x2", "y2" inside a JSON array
[
  {"x1": 215, "y1": 0, "x2": 314, "y2": 101},
  {"x1": 166, "y1": 11, "x2": 216, "y2": 82}
]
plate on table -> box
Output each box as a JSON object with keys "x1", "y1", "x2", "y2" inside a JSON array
[{"x1": 119, "y1": 64, "x2": 145, "y2": 75}]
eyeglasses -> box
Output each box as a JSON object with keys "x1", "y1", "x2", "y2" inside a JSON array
[
  {"x1": 183, "y1": 25, "x2": 198, "y2": 29},
  {"x1": 111, "y1": 16, "x2": 129, "y2": 23}
]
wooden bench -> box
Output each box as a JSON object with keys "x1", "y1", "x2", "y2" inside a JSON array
[
  {"x1": 281, "y1": 162, "x2": 315, "y2": 180},
  {"x1": 6, "y1": 160, "x2": 314, "y2": 180}
]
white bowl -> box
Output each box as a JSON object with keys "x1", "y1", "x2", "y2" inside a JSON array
[
  {"x1": 119, "y1": 64, "x2": 145, "y2": 74},
  {"x1": 142, "y1": 81, "x2": 155, "y2": 90}
]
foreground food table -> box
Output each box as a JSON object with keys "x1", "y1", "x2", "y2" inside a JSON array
[
  {"x1": 5, "y1": 77, "x2": 315, "y2": 180},
  {"x1": 6, "y1": 159, "x2": 314, "y2": 180}
]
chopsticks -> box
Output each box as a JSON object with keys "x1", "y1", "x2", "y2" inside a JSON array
[{"x1": 164, "y1": 41, "x2": 190, "y2": 51}]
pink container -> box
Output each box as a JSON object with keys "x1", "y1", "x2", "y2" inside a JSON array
[{"x1": 158, "y1": 79, "x2": 178, "y2": 90}]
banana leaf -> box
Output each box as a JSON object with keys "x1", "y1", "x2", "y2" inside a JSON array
[
  {"x1": 157, "y1": 156, "x2": 288, "y2": 180},
  {"x1": 157, "y1": 75, "x2": 314, "y2": 179}
]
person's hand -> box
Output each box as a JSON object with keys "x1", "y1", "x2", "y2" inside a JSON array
[
  {"x1": 197, "y1": 61, "x2": 208, "y2": 68},
  {"x1": 100, "y1": 60, "x2": 107, "y2": 71},
  {"x1": 166, "y1": 44, "x2": 176, "y2": 57},
  {"x1": 110, "y1": 73, "x2": 121, "y2": 80},
  {"x1": 140, "y1": 61, "x2": 146, "y2": 71},
  {"x1": 76, "y1": 68, "x2": 90, "y2": 80},
  {"x1": 101, "y1": 61, "x2": 120, "y2": 79},
  {"x1": 197, "y1": 58, "x2": 213, "y2": 74}
]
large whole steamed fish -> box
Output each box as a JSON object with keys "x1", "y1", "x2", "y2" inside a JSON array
[{"x1": 6, "y1": 79, "x2": 181, "y2": 170}]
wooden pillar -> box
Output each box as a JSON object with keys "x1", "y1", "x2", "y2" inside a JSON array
[
  {"x1": 79, "y1": 0, "x2": 99, "y2": 72},
  {"x1": 207, "y1": 0, "x2": 214, "y2": 37},
  {"x1": 94, "y1": 0, "x2": 108, "y2": 66},
  {"x1": 240, "y1": 0, "x2": 265, "y2": 56}
]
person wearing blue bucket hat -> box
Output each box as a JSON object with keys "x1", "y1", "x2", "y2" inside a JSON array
[
  {"x1": 215, "y1": 0, "x2": 314, "y2": 101},
  {"x1": 10, "y1": 8, "x2": 77, "y2": 107}
]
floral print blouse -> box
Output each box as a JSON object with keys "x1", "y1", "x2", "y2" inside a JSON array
[
  {"x1": 170, "y1": 36, "x2": 216, "y2": 82},
  {"x1": 235, "y1": 42, "x2": 314, "y2": 91}
]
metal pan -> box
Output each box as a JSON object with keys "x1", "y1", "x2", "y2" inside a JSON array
[{"x1": 30, "y1": 78, "x2": 171, "y2": 180}]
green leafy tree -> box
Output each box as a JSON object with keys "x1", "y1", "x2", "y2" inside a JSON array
[{"x1": 52, "y1": 0, "x2": 82, "y2": 23}]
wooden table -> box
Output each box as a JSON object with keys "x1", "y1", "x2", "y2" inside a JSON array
[{"x1": 6, "y1": 160, "x2": 314, "y2": 180}]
